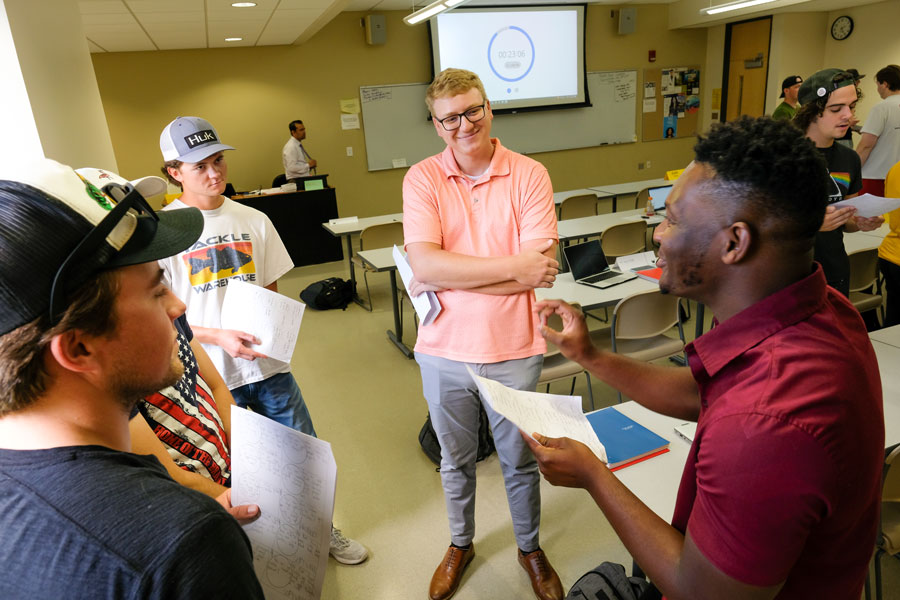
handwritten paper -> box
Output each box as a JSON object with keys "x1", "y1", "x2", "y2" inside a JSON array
[
  {"x1": 393, "y1": 245, "x2": 441, "y2": 326},
  {"x1": 231, "y1": 407, "x2": 336, "y2": 600},
  {"x1": 221, "y1": 280, "x2": 305, "y2": 363},
  {"x1": 832, "y1": 193, "x2": 900, "y2": 218},
  {"x1": 468, "y1": 367, "x2": 607, "y2": 463}
]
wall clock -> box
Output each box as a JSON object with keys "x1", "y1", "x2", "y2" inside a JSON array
[{"x1": 831, "y1": 15, "x2": 853, "y2": 41}]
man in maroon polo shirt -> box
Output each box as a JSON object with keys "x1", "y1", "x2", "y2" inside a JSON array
[{"x1": 527, "y1": 116, "x2": 884, "y2": 599}]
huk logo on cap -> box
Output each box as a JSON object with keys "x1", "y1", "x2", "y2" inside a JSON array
[{"x1": 184, "y1": 130, "x2": 218, "y2": 149}]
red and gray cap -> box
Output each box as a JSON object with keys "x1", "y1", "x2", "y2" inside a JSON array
[
  {"x1": 160, "y1": 116, "x2": 235, "y2": 163},
  {"x1": 0, "y1": 159, "x2": 202, "y2": 335}
]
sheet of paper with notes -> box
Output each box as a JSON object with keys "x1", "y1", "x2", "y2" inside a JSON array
[
  {"x1": 231, "y1": 406, "x2": 336, "y2": 600},
  {"x1": 467, "y1": 367, "x2": 608, "y2": 463},
  {"x1": 221, "y1": 280, "x2": 305, "y2": 363}
]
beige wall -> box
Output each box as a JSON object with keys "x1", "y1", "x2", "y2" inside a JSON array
[
  {"x1": 823, "y1": 0, "x2": 900, "y2": 127},
  {"x1": 92, "y1": 6, "x2": 706, "y2": 218},
  {"x1": 765, "y1": 12, "x2": 827, "y2": 115},
  {"x1": 4, "y1": 0, "x2": 116, "y2": 170}
]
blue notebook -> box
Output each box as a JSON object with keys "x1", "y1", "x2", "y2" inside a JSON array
[{"x1": 585, "y1": 408, "x2": 670, "y2": 471}]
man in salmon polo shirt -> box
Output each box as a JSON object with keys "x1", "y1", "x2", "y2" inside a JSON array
[{"x1": 403, "y1": 68, "x2": 563, "y2": 600}]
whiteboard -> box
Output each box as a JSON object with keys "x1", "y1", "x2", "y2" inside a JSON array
[{"x1": 360, "y1": 70, "x2": 637, "y2": 172}]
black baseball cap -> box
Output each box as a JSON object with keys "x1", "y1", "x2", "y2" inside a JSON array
[
  {"x1": 798, "y1": 69, "x2": 855, "y2": 106},
  {"x1": 780, "y1": 75, "x2": 803, "y2": 98},
  {"x1": 0, "y1": 159, "x2": 203, "y2": 335}
]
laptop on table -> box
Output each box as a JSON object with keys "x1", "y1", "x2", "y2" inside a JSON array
[
  {"x1": 563, "y1": 240, "x2": 637, "y2": 289},
  {"x1": 648, "y1": 184, "x2": 672, "y2": 212}
]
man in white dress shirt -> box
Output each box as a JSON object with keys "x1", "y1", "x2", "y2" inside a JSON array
[{"x1": 282, "y1": 120, "x2": 317, "y2": 182}]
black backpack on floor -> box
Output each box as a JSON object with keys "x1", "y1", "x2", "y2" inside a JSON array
[
  {"x1": 418, "y1": 405, "x2": 495, "y2": 469},
  {"x1": 566, "y1": 562, "x2": 658, "y2": 600},
  {"x1": 300, "y1": 277, "x2": 353, "y2": 310}
]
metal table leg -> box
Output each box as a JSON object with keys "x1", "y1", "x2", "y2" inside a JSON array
[{"x1": 386, "y1": 271, "x2": 413, "y2": 359}]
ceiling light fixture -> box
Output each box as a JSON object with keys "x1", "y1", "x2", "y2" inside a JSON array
[
  {"x1": 225, "y1": 37, "x2": 243, "y2": 42},
  {"x1": 699, "y1": 0, "x2": 777, "y2": 15},
  {"x1": 231, "y1": 2, "x2": 257, "y2": 7},
  {"x1": 404, "y1": 0, "x2": 469, "y2": 26}
]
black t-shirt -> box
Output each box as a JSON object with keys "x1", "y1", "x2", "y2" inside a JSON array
[
  {"x1": 0, "y1": 445, "x2": 264, "y2": 599},
  {"x1": 814, "y1": 143, "x2": 863, "y2": 296}
]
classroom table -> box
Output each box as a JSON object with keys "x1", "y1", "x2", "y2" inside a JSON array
[
  {"x1": 557, "y1": 208, "x2": 664, "y2": 243},
  {"x1": 553, "y1": 188, "x2": 600, "y2": 206},
  {"x1": 535, "y1": 272, "x2": 658, "y2": 311},
  {"x1": 844, "y1": 230, "x2": 883, "y2": 254},
  {"x1": 322, "y1": 212, "x2": 403, "y2": 297},
  {"x1": 589, "y1": 177, "x2": 670, "y2": 212},
  {"x1": 870, "y1": 324, "x2": 900, "y2": 348},
  {"x1": 232, "y1": 188, "x2": 343, "y2": 267},
  {"x1": 356, "y1": 246, "x2": 412, "y2": 359}
]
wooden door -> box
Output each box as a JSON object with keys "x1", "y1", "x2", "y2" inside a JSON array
[{"x1": 724, "y1": 17, "x2": 771, "y2": 121}]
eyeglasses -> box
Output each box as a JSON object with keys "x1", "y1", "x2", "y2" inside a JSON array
[
  {"x1": 435, "y1": 104, "x2": 486, "y2": 131},
  {"x1": 49, "y1": 181, "x2": 158, "y2": 324}
]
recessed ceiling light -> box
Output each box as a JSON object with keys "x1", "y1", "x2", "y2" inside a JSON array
[
  {"x1": 231, "y1": 2, "x2": 257, "y2": 7},
  {"x1": 225, "y1": 37, "x2": 243, "y2": 42}
]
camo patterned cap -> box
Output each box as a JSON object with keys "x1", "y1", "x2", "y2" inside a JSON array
[{"x1": 0, "y1": 158, "x2": 202, "y2": 334}]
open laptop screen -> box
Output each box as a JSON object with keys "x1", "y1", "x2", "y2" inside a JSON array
[
  {"x1": 648, "y1": 185, "x2": 672, "y2": 211},
  {"x1": 564, "y1": 240, "x2": 609, "y2": 280}
]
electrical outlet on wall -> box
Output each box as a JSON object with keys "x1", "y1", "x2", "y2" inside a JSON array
[
  {"x1": 346, "y1": 146, "x2": 353, "y2": 157},
  {"x1": 646, "y1": 160, "x2": 651, "y2": 169}
]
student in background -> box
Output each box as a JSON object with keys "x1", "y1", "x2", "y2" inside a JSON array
[
  {"x1": 529, "y1": 116, "x2": 883, "y2": 600},
  {"x1": 0, "y1": 160, "x2": 264, "y2": 598},
  {"x1": 794, "y1": 68, "x2": 883, "y2": 297},
  {"x1": 878, "y1": 160, "x2": 900, "y2": 326},
  {"x1": 772, "y1": 75, "x2": 802, "y2": 121},
  {"x1": 857, "y1": 65, "x2": 900, "y2": 197}
]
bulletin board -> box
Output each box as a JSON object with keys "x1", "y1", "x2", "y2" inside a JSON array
[{"x1": 641, "y1": 66, "x2": 701, "y2": 142}]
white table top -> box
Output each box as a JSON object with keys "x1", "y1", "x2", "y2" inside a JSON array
[
  {"x1": 607, "y1": 401, "x2": 692, "y2": 521},
  {"x1": 356, "y1": 247, "x2": 396, "y2": 272},
  {"x1": 844, "y1": 230, "x2": 882, "y2": 254},
  {"x1": 869, "y1": 338, "x2": 900, "y2": 447},
  {"x1": 535, "y1": 272, "x2": 658, "y2": 310},
  {"x1": 557, "y1": 208, "x2": 664, "y2": 241},
  {"x1": 322, "y1": 212, "x2": 403, "y2": 236},
  {"x1": 590, "y1": 178, "x2": 670, "y2": 197},
  {"x1": 553, "y1": 188, "x2": 600, "y2": 205},
  {"x1": 870, "y1": 325, "x2": 900, "y2": 349}
]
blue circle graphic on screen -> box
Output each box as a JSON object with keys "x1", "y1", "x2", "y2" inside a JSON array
[{"x1": 487, "y1": 26, "x2": 535, "y2": 83}]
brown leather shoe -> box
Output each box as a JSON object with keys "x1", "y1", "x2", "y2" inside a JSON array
[
  {"x1": 518, "y1": 548, "x2": 564, "y2": 600},
  {"x1": 428, "y1": 544, "x2": 475, "y2": 600}
]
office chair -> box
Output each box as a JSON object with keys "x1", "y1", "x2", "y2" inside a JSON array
[
  {"x1": 272, "y1": 173, "x2": 288, "y2": 188},
  {"x1": 872, "y1": 444, "x2": 900, "y2": 600},
  {"x1": 538, "y1": 310, "x2": 594, "y2": 411},
  {"x1": 600, "y1": 221, "x2": 647, "y2": 259},
  {"x1": 588, "y1": 288, "x2": 685, "y2": 402},
  {"x1": 559, "y1": 194, "x2": 598, "y2": 221},
  {"x1": 350, "y1": 222, "x2": 404, "y2": 311},
  {"x1": 848, "y1": 248, "x2": 884, "y2": 324}
]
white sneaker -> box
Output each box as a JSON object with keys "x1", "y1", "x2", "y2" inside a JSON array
[{"x1": 329, "y1": 526, "x2": 368, "y2": 565}]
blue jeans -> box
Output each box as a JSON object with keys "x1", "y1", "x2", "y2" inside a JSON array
[{"x1": 231, "y1": 372, "x2": 317, "y2": 438}]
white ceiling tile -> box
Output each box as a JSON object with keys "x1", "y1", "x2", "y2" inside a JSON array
[
  {"x1": 153, "y1": 36, "x2": 208, "y2": 50},
  {"x1": 81, "y1": 12, "x2": 140, "y2": 26},
  {"x1": 125, "y1": 0, "x2": 204, "y2": 13},
  {"x1": 80, "y1": 1, "x2": 129, "y2": 15},
  {"x1": 138, "y1": 11, "x2": 204, "y2": 25},
  {"x1": 87, "y1": 31, "x2": 157, "y2": 52}
]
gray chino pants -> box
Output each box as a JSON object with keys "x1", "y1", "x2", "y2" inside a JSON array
[{"x1": 416, "y1": 352, "x2": 543, "y2": 551}]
